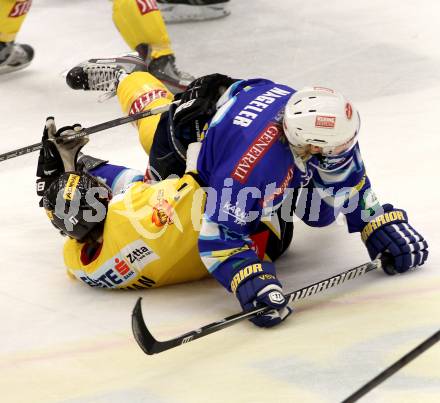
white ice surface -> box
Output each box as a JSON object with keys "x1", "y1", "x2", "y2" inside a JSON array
[{"x1": 0, "y1": 1, "x2": 439, "y2": 402}]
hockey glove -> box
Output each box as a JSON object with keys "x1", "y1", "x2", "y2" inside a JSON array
[
  {"x1": 36, "y1": 118, "x2": 88, "y2": 205},
  {"x1": 361, "y1": 204, "x2": 428, "y2": 275},
  {"x1": 36, "y1": 117, "x2": 64, "y2": 203},
  {"x1": 173, "y1": 73, "x2": 237, "y2": 144},
  {"x1": 234, "y1": 262, "x2": 292, "y2": 328}
]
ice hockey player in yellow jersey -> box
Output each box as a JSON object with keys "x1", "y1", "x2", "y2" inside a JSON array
[
  {"x1": 0, "y1": 0, "x2": 33, "y2": 74},
  {"x1": 36, "y1": 68, "x2": 292, "y2": 290},
  {"x1": 0, "y1": 0, "x2": 193, "y2": 87},
  {"x1": 111, "y1": 0, "x2": 194, "y2": 93}
]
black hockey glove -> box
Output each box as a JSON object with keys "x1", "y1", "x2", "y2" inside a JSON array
[
  {"x1": 36, "y1": 117, "x2": 64, "y2": 204},
  {"x1": 173, "y1": 73, "x2": 237, "y2": 145},
  {"x1": 36, "y1": 117, "x2": 88, "y2": 206}
]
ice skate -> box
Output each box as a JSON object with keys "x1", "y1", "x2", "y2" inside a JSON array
[
  {"x1": 134, "y1": 43, "x2": 194, "y2": 94},
  {"x1": 0, "y1": 41, "x2": 34, "y2": 75},
  {"x1": 157, "y1": 0, "x2": 230, "y2": 23},
  {"x1": 65, "y1": 53, "x2": 149, "y2": 98},
  {"x1": 146, "y1": 52, "x2": 194, "y2": 94},
  {"x1": 66, "y1": 49, "x2": 193, "y2": 96}
]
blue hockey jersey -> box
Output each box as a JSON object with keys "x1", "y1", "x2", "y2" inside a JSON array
[{"x1": 196, "y1": 79, "x2": 379, "y2": 292}]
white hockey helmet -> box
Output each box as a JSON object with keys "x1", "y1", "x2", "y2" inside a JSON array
[{"x1": 283, "y1": 87, "x2": 360, "y2": 156}]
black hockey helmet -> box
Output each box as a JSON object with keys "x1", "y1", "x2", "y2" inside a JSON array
[{"x1": 43, "y1": 171, "x2": 111, "y2": 242}]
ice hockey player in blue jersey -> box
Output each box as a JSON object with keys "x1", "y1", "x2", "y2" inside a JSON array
[
  {"x1": 171, "y1": 74, "x2": 429, "y2": 328},
  {"x1": 63, "y1": 60, "x2": 429, "y2": 328}
]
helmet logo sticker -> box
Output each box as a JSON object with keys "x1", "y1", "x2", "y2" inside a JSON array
[
  {"x1": 63, "y1": 174, "x2": 80, "y2": 201},
  {"x1": 345, "y1": 103, "x2": 353, "y2": 119},
  {"x1": 315, "y1": 115, "x2": 336, "y2": 129}
]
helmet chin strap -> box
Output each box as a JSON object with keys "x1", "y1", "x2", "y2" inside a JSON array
[{"x1": 288, "y1": 144, "x2": 310, "y2": 172}]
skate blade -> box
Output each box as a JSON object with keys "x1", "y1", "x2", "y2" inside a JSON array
[
  {"x1": 159, "y1": 4, "x2": 231, "y2": 24},
  {"x1": 0, "y1": 61, "x2": 31, "y2": 75}
]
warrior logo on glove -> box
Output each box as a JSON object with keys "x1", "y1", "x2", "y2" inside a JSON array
[
  {"x1": 268, "y1": 291, "x2": 285, "y2": 305},
  {"x1": 361, "y1": 204, "x2": 428, "y2": 274}
]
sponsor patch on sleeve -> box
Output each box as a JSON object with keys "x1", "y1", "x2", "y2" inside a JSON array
[
  {"x1": 135, "y1": 0, "x2": 158, "y2": 15},
  {"x1": 129, "y1": 89, "x2": 168, "y2": 115},
  {"x1": 8, "y1": 0, "x2": 32, "y2": 17}
]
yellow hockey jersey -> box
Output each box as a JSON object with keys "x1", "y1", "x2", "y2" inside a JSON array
[{"x1": 63, "y1": 175, "x2": 209, "y2": 289}]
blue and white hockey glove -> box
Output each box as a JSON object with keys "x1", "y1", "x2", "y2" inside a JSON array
[
  {"x1": 234, "y1": 262, "x2": 292, "y2": 328},
  {"x1": 361, "y1": 204, "x2": 428, "y2": 274}
]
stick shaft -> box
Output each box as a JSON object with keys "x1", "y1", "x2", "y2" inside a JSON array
[
  {"x1": 343, "y1": 329, "x2": 440, "y2": 402},
  {"x1": 0, "y1": 103, "x2": 173, "y2": 163}
]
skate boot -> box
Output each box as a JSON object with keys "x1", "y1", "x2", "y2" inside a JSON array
[
  {"x1": 157, "y1": 0, "x2": 230, "y2": 23},
  {"x1": 146, "y1": 52, "x2": 194, "y2": 94},
  {"x1": 65, "y1": 53, "x2": 149, "y2": 98},
  {"x1": 0, "y1": 41, "x2": 34, "y2": 75},
  {"x1": 66, "y1": 48, "x2": 194, "y2": 96}
]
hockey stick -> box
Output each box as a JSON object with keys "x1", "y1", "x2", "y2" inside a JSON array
[
  {"x1": 132, "y1": 259, "x2": 381, "y2": 355},
  {"x1": 0, "y1": 102, "x2": 174, "y2": 163},
  {"x1": 342, "y1": 328, "x2": 440, "y2": 402}
]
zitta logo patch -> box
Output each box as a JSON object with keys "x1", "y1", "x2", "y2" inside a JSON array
[
  {"x1": 63, "y1": 174, "x2": 80, "y2": 201},
  {"x1": 122, "y1": 240, "x2": 159, "y2": 270}
]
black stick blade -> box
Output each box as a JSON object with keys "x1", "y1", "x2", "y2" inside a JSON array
[
  {"x1": 130, "y1": 260, "x2": 381, "y2": 355},
  {"x1": 132, "y1": 297, "x2": 203, "y2": 355},
  {"x1": 131, "y1": 297, "x2": 160, "y2": 355}
]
